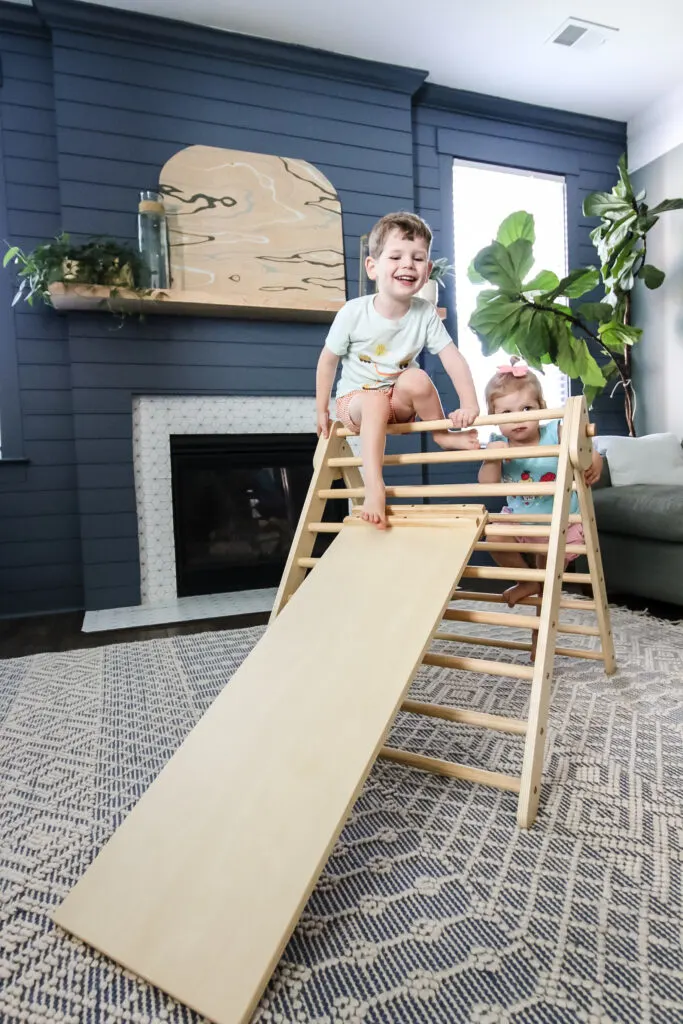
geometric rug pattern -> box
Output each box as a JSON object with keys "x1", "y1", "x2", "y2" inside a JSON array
[{"x1": 1, "y1": 603, "x2": 682, "y2": 1023}]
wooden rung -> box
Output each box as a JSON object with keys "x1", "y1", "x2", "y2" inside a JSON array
[
  {"x1": 444, "y1": 608, "x2": 540, "y2": 630},
  {"x1": 423, "y1": 650, "x2": 534, "y2": 680},
  {"x1": 450, "y1": 590, "x2": 596, "y2": 612},
  {"x1": 308, "y1": 522, "x2": 342, "y2": 533},
  {"x1": 475, "y1": 541, "x2": 587, "y2": 555},
  {"x1": 433, "y1": 631, "x2": 605, "y2": 661},
  {"x1": 462, "y1": 566, "x2": 591, "y2": 584},
  {"x1": 442, "y1": 612, "x2": 599, "y2": 637},
  {"x1": 484, "y1": 524, "x2": 552, "y2": 537},
  {"x1": 318, "y1": 482, "x2": 562, "y2": 500},
  {"x1": 327, "y1": 444, "x2": 560, "y2": 468},
  {"x1": 379, "y1": 746, "x2": 521, "y2": 793},
  {"x1": 488, "y1": 513, "x2": 582, "y2": 523},
  {"x1": 401, "y1": 698, "x2": 527, "y2": 735},
  {"x1": 336, "y1": 406, "x2": 567, "y2": 437},
  {"x1": 298, "y1": 557, "x2": 318, "y2": 568}
]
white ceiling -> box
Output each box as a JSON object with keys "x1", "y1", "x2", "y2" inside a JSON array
[{"x1": 14, "y1": 0, "x2": 683, "y2": 122}]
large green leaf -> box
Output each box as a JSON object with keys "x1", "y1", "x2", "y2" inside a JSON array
[
  {"x1": 467, "y1": 258, "x2": 485, "y2": 284},
  {"x1": 598, "y1": 321, "x2": 643, "y2": 350},
  {"x1": 523, "y1": 269, "x2": 559, "y2": 293},
  {"x1": 473, "y1": 240, "x2": 529, "y2": 292},
  {"x1": 496, "y1": 211, "x2": 535, "y2": 247},
  {"x1": 648, "y1": 198, "x2": 683, "y2": 215},
  {"x1": 616, "y1": 153, "x2": 634, "y2": 199},
  {"x1": 582, "y1": 384, "x2": 603, "y2": 410},
  {"x1": 543, "y1": 267, "x2": 599, "y2": 301},
  {"x1": 638, "y1": 264, "x2": 666, "y2": 289},
  {"x1": 468, "y1": 294, "x2": 526, "y2": 355},
  {"x1": 577, "y1": 301, "x2": 613, "y2": 323},
  {"x1": 582, "y1": 191, "x2": 633, "y2": 219},
  {"x1": 555, "y1": 328, "x2": 605, "y2": 388}
]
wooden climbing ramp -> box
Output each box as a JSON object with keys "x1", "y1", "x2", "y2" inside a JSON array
[{"x1": 54, "y1": 395, "x2": 615, "y2": 1024}]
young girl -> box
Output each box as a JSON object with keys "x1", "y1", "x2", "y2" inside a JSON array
[{"x1": 478, "y1": 357, "x2": 603, "y2": 608}]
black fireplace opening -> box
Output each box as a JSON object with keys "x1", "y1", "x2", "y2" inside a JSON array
[{"x1": 170, "y1": 433, "x2": 344, "y2": 597}]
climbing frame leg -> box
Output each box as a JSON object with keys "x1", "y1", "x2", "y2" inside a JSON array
[
  {"x1": 270, "y1": 423, "x2": 346, "y2": 622},
  {"x1": 515, "y1": 396, "x2": 578, "y2": 828},
  {"x1": 568, "y1": 401, "x2": 616, "y2": 675}
]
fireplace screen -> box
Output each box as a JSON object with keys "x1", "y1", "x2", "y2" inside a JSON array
[{"x1": 170, "y1": 433, "x2": 342, "y2": 596}]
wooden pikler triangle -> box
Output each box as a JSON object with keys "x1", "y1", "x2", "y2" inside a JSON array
[{"x1": 54, "y1": 395, "x2": 615, "y2": 1024}]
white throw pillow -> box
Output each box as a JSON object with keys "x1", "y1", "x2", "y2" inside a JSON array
[{"x1": 595, "y1": 432, "x2": 683, "y2": 487}]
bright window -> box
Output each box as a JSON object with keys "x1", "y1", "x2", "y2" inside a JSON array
[{"x1": 452, "y1": 159, "x2": 570, "y2": 413}]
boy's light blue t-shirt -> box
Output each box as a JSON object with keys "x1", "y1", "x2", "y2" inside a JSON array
[{"x1": 489, "y1": 420, "x2": 579, "y2": 515}]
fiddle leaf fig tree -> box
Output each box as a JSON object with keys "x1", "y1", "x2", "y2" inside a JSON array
[
  {"x1": 583, "y1": 153, "x2": 683, "y2": 433},
  {"x1": 467, "y1": 211, "x2": 640, "y2": 410}
]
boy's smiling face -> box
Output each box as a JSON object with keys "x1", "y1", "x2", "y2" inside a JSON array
[{"x1": 365, "y1": 228, "x2": 432, "y2": 302}]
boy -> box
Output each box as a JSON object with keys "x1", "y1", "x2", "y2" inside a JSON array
[{"x1": 316, "y1": 211, "x2": 480, "y2": 529}]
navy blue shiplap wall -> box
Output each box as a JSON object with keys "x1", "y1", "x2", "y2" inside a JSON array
[
  {"x1": 0, "y1": 11, "x2": 82, "y2": 616},
  {"x1": 0, "y1": 0, "x2": 627, "y2": 617}
]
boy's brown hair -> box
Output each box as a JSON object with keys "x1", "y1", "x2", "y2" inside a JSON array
[
  {"x1": 484, "y1": 356, "x2": 546, "y2": 414},
  {"x1": 368, "y1": 212, "x2": 433, "y2": 259}
]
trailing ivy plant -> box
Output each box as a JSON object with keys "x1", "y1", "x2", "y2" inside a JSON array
[
  {"x1": 3, "y1": 233, "x2": 146, "y2": 309},
  {"x1": 467, "y1": 211, "x2": 639, "y2": 410},
  {"x1": 583, "y1": 154, "x2": 683, "y2": 433}
]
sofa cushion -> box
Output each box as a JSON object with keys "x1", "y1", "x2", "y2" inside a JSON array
[
  {"x1": 595, "y1": 432, "x2": 683, "y2": 486},
  {"x1": 593, "y1": 484, "x2": 683, "y2": 543}
]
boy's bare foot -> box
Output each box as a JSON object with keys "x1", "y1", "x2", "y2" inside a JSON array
[
  {"x1": 452, "y1": 428, "x2": 480, "y2": 450},
  {"x1": 503, "y1": 581, "x2": 542, "y2": 607},
  {"x1": 361, "y1": 483, "x2": 387, "y2": 529}
]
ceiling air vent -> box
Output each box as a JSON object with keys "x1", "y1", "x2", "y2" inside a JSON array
[{"x1": 548, "y1": 17, "x2": 619, "y2": 51}]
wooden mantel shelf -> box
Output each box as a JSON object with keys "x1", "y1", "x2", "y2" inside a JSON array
[
  {"x1": 48, "y1": 283, "x2": 447, "y2": 323},
  {"x1": 48, "y1": 283, "x2": 346, "y2": 323}
]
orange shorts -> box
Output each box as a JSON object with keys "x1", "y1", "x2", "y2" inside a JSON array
[
  {"x1": 335, "y1": 387, "x2": 415, "y2": 434},
  {"x1": 501, "y1": 508, "x2": 584, "y2": 567}
]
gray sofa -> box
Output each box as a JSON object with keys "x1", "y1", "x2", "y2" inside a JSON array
[{"x1": 590, "y1": 461, "x2": 683, "y2": 607}]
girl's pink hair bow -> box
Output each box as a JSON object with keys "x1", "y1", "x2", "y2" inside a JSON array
[{"x1": 497, "y1": 360, "x2": 528, "y2": 377}]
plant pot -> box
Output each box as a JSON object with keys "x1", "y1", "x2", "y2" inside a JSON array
[{"x1": 416, "y1": 279, "x2": 438, "y2": 304}]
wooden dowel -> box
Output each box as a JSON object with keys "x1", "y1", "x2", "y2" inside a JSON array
[
  {"x1": 484, "y1": 524, "x2": 552, "y2": 537},
  {"x1": 475, "y1": 542, "x2": 587, "y2": 555},
  {"x1": 462, "y1": 566, "x2": 591, "y2": 584},
  {"x1": 444, "y1": 608, "x2": 540, "y2": 630},
  {"x1": 423, "y1": 650, "x2": 535, "y2": 680},
  {"x1": 298, "y1": 557, "x2": 318, "y2": 568},
  {"x1": 336, "y1": 406, "x2": 567, "y2": 437},
  {"x1": 379, "y1": 746, "x2": 522, "y2": 792},
  {"x1": 307, "y1": 522, "x2": 342, "y2": 533},
  {"x1": 449, "y1": 590, "x2": 596, "y2": 611},
  {"x1": 488, "y1": 513, "x2": 582, "y2": 523},
  {"x1": 327, "y1": 444, "x2": 560, "y2": 469},
  {"x1": 318, "y1": 482, "x2": 561, "y2": 500},
  {"x1": 432, "y1": 630, "x2": 604, "y2": 662},
  {"x1": 400, "y1": 698, "x2": 528, "y2": 735}
]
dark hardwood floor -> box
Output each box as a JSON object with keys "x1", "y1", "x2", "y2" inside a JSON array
[
  {"x1": 0, "y1": 610, "x2": 270, "y2": 659},
  {"x1": 0, "y1": 591, "x2": 679, "y2": 659}
]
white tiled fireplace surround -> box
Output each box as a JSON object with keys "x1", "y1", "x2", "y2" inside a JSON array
[{"x1": 83, "y1": 395, "x2": 328, "y2": 632}]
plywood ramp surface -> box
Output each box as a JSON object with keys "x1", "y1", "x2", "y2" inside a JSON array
[{"x1": 54, "y1": 518, "x2": 482, "y2": 1024}]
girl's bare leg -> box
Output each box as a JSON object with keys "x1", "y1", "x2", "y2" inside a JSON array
[
  {"x1": 346, "y1": 391, "x2": 391, "y2": 528},
  {"x1": 486, "y1": 537, "x2": 541, "y2": 607}
]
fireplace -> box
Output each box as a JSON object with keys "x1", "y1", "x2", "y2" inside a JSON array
[{"x1": 170, "y1": 432, "x2": 342, "y2": 597}]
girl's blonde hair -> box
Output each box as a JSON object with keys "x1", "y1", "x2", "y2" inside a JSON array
[{"x1": 484, "y1": 356, "x2": 546, "y2": 414}]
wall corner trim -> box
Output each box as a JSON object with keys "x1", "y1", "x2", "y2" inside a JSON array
[
  {"x1": 0, "y1": 0, "x2": 49, "y2": 37},
  {"x1": 416, "y1": 83, "x2": 627, "y2": 146}
]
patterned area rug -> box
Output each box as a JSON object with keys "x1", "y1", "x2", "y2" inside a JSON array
[{"x1": 1, "y1": 604, "x2": 682, "y2": 1024}]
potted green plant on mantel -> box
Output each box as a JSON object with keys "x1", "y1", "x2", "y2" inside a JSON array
[
  {"x1": 416, "y1": 257, "x2": 455, "y2": 305},
  {"x1": 467, "y1": 156, "x2": 683, "y2": 436},
  {"x1": 3, "y1": 233, "x2": 148, "y2": 314}
]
